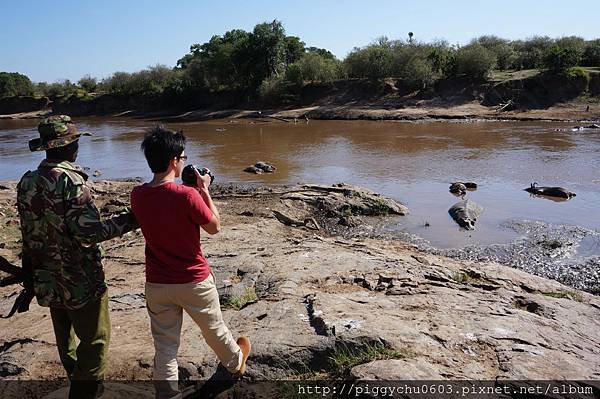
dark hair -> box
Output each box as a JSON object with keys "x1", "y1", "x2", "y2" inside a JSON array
[
  {"x1": 46, "y1": 140, "x2": 79, "y2": 161},
  {"x1": 141, "y1": 125, "x2": 186, "y2": 173}
]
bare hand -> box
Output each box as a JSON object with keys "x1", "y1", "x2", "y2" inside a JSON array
[{"x1": 194, "y1": 168, "x2": 211, "y2": 190}]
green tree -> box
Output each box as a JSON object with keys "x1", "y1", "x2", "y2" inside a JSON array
[
  {"x1": 388, "y1": 42, "x2": 432, "y2": 87},
  {"x1": 0, "y1": 72, "x2": 34, "y2": 97},
  {"x1": 344, "y1": 39, "x2": 394, "y2": 80},
  {"x1": 34, "y1": 82, "x2": 49, "y2": 96},
  {"x1": 284, "y1": 64, "x2": 303, "y2": 87},
  {"x1": 427, "y1": 42, "x2": 456, "y2": 76},
  {"x1": 248, "y1": 20, "x2": 287, "y2": 86},
  {"x1": 284, "y1": 36, "x2": 306, "y2": 65},
  {"x1": 511, "y1": 36, "x2": 553, "y2": 69},
  {"x1": 454, "y1": 44, "x2": 496, "y2": 78},
  {"x1": 100, "y1": 72, "x2": 132, "y2": 95},
  {"x1": 473, "y1": 36, "x2": 515, "y2": 70},
  {"x1": 175, "y1": 20, "x2": 306, "y2": 93},
  {"x1": 306, "y1": 47, "x2": 336, "y2": 60},
  {"x1": 78, "y1": 75, "x2": 97, "y2": 93},
  {"x1": 582, "y1": 39, "x2": 600, "y2": 66},
  {"x1": 290, "y1": 53, "x2": 341, "y2": 83},
  {"x1": 544, "y1": 44, "x2": 582, "y2": 72},
  {"x1": 46, "y1": 83, "x2": 63, "y2": 97}
]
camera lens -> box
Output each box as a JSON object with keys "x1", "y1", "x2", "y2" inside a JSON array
[{"x1": 181, "y1": 164, "x2": 198, "y2": 186}]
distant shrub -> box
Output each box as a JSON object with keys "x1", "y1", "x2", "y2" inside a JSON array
[
  {"x1": 473, "y1": 36, "x2": 516, "y2": 70},
  {"x1": 100, "y1": 65, "x2": 177, "y2": 96},
  {"x1": 454, "y1": 44, "x2": 496, "y2": 79},
  {"x1": 544, "y1": 44, "x2": 582, "y2": 72},
  {"x1": 36, "y1": 80, "x2": 77, "y2": 98},
  {"x1": 427, "y1": 45, "x2": 456, "y2": 76},
  {"x1": 258, "y1": 74, "x2": 287, "y2": 100},
  {"x1": 284, "y1": 64, "x2": 303, "y2": 87},
  {"x1": 99, "y1": 71, "x2": 132, "y2": 94},
  {"x1": 0, "y1": 72, "x2": 34, "y2": 97},
  {"x1": 344, "y1": 39, "x2": 394, "y2": 80},
  {"x1": 555, "y1": 36, "x2": 586, "y2": 58},
  {"x1": 292, "y1": 52, "x2": 341, "y2": 82},
  {"x1": 78, "y1": 75, "x2": 97, "y2": 93},
  {"x1": 511, "y1": 36, "x2": 553, "y2": 70},
  {"x1": 582, "y1": 39, "x2": 600, "y2": 66},
  {"x1": 403, "y1": 57, "x2": 435, "y2": 89},
  {"x1": 391, "y1": 48, "x2": 436, "y2": 90},
  {"x1": 564, "y1": 67, "x2": 589, "y2": 83}
]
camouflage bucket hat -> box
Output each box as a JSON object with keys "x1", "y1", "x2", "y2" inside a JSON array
[{"x1": 28, "y1": 115, "x2": 91, "y2": 152}]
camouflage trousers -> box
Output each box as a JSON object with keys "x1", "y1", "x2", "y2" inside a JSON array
[{"x1": 49, "y1": 291, "x2": 110, "y2": 382}]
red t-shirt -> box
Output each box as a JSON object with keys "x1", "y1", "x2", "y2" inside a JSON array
[{"x1": 131, "y1": 182, "x2": 213, "y2": 284}]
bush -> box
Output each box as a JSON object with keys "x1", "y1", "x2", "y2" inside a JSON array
[
  {"x1": 511, "y1": 36, "x2": 553, "y2": 69},
  {"x1": 289, "y1": 53, "x2": 341, "y2": 83},
  {"x1": 0, "y1": 72, "x2": 34, "y2": 98},
  {"x1": 36, "y1": 80, "x2": 78, "y2": 98},
  {"x1": 78, "y1": 75, "x2": 97, "y2": 93},
  {"x1": 454, "y1": 44, "x2": 496, "y2": 79},
  {"x1": 99, "y1": 71, "x2": 131, "y2": 94},
  {"x1": 99, "y1": 65, "x2": 177, "y2": 96},
  {"x1": 544, "y1": 44, "x2": 582, "y2": 72},
  {"x1": 473, "y1": 36, "x2": 515, "y2": 70},
  {"x1": 284, "y1": 64, "x2": 303, "y2": 87},
  {"x1": 555, "y1": 36, "x2": 586, "y2": 58},
  {"x1": 258, "y1": 74, "x2": 287, "y2": 100},
  {"x1": 564, "y1": 67, "x2": 589, "y2": 82},
  {"x1": 402, "y1": 57, "x2": 435, "y2": 89},
  {"x1": 583, "y1": 39, "x2": 600, "y2": 66},
  {"x1": 427, "y1": 44, "x2": 456, "y2": 76},
  {"x1": 389, "y1": 43, "x2": 437, "y2": 88},
  {"x1": 344, "y1": 39, "x2": 394, "y2": 80}
]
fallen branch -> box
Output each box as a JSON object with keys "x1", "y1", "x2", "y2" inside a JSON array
[{"x1": 497, "y1": 100, "x2": 514, "y2": 112}]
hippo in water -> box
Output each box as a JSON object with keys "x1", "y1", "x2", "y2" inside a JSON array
[
  {"x1": 243, "y1": 161, "x2": 277, "y2": 174},
  {"x1": 449, "y1": 182, "x2": 467, "y2": 195},
  {"x1": 448, "y1": 200, "x2": 483, "y2": 230},
  {"x1": 524, "y1": 183, "x2": 576, "y2": 199},
  {"x1": 449, "y1": 181, "x2": 478, "y2": 196},
  {"x1": 572, "y1": 124, "x2": 600, "y2": 131}
]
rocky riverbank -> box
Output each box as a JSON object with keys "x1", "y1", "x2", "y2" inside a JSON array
[{"x1": 0, "y1": 181, "x2": 599, "y2": 398}]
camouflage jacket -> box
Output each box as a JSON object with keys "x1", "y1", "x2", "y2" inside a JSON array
[{"x1": 17, "y1": 160, "x2": 138, "y2": 310}]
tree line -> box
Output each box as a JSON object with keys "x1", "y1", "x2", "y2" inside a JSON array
[{"x1": 1, "y1": 20, "x2": 600, "y2": 100}]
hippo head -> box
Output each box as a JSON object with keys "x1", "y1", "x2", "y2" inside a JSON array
[
  {"x1": 449, "y1": 200, "x2": 483, "y2": 230},
  {"x1": 460, "y1": 219, "x2": 476, "y2": 230}
]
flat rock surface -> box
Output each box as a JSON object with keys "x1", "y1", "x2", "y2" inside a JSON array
[{"x1": 0, "y1": 181, "x2": 599, "y2": 395}]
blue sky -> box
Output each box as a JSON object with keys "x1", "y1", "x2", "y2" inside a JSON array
[{"x1": 1, "y1": 0, "x2": 599, "y2": 83}]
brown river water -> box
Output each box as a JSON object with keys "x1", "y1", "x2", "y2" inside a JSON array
[{"x1": 2, "y1": 117, "x2": 600, "y2": 253}]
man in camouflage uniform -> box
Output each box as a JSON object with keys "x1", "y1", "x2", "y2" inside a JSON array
[{"x1": 17, "y1": 115, "x2": 138, "y2": 399}]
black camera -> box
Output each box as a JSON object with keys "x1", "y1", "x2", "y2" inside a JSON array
[{"x1": 182, "y1": 164, "x2": 215, "y2": 186}]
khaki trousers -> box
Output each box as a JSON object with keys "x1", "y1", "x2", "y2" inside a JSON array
[{"x1": 145, "y1": 274, "x2": 242, "y2": 399}]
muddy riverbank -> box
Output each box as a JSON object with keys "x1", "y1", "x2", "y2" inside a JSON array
[
  {"x1": 0, "y1": 181, "x2": 599, "y2": 397},
  {"x1": 2, "y1": 73, "x2": 600, "y2": 123},
  {"x1": 2, "y1": 101, "x2": 598, "y2": 124}
]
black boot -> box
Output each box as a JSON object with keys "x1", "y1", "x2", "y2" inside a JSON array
[{"x1": 69, "y1": 380, "x2": 104, "y2": 399}]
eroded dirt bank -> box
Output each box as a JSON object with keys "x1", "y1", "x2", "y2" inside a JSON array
[
  {"x1": 0, "y1": 181, "x2": 599, "y2": 398},
  {"x1": 2, "y1": 73, "x2": 600, "y2": 123}
]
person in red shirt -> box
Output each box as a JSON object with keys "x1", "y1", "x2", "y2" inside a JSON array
[{"x1": 131, "y1": 126, "x2": 250, "y2": 398}]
